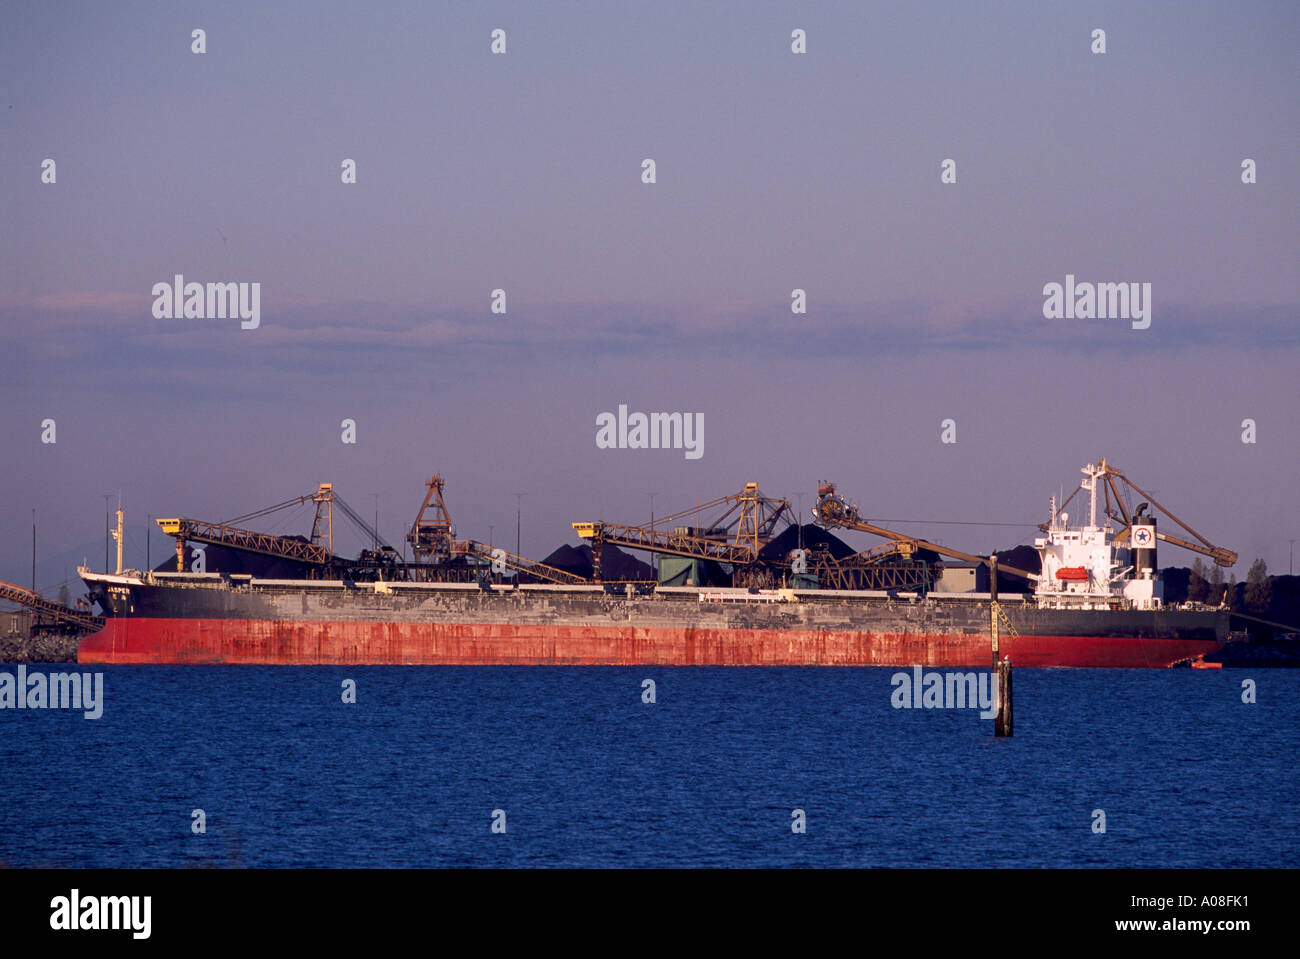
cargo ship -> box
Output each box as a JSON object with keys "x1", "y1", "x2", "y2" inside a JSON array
[{"x1": 75, "y1": 462, "x2": 1235, "y2": 667}]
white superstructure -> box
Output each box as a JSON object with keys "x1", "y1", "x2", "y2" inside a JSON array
[{"x1": 1032, "y1": 462, "x2": 1162, "y2": 610}]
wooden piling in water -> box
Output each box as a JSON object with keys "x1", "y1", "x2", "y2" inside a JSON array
[{"x1": 995, "y1": 658, "x2": 1013, "y2": 737}]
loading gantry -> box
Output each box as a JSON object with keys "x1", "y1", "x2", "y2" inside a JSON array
[{"x1": 573, "y1": 482, "x2": 793, "y2": 584}]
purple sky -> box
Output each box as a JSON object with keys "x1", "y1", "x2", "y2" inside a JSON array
[{"x1": 2, "y1": 1, "x2": 1298, "y2": 591}]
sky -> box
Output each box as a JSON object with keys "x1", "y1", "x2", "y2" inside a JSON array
[{"x1": 2, "y1": 0, "x2": 1298, "y2": 593}]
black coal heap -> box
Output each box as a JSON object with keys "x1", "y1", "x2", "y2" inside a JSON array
[
  {"x1": 758, "y1": 524, "x2": 856, "y2": 561},
  {"x1": 538, "y1": 543, "x2": 652, "y2": 581}
]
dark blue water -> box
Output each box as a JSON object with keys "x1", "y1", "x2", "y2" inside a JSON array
[{"x1": 0, "y1": 667, "x2": 1295, "y2": 867}]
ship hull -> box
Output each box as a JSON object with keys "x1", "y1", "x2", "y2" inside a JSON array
[
  {"x1": 78, "y1": 616, "x2": 1223, "y2": 668},
  {"x1": 77, "y1": 578, "x2": 1227, "y2": 668}
]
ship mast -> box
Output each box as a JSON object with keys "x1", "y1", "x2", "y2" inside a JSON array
[
  {"x1": 1082, "y1": 461, "x2": 1102, "y2": 532},
  {"x1": 112, "y1": 505, "x2": 125, "y2": 575}
]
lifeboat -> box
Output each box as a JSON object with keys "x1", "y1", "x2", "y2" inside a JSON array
[{"x1": 1055, "y1": 566, "x2": 1089, "y2": 581}]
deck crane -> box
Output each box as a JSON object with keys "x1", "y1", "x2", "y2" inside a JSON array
[
  {"x1": 812, "y1": 482, "x2": 1039, "y2": 582},
  {"x1": 573, "y1": 482, "x2": 793, "y2": 583},
  {"x1": 1042, "y1": 459, "x2": 1237, "y2": 567}
]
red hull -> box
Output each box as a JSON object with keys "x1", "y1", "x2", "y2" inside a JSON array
[{"x1": 78, "y1": 618, "x2": 1223, "y2": 668}]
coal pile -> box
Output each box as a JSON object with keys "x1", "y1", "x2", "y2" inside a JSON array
[
  {"x1": 996, "y1": 544, "x2": 1041, "y2": 575},
  {"x1": 757, "y1": 524, "x2": 856, "y2": 561},
  {"x1": 1160, "y1": 566, "x2": 1192, "y2": 605},
  {"x1": 153, "y1": 542, "x2": 318, "y2": 579},
  {"x1": 975, "y1": 544, "x2": 1041, "y2": 594},
  {"x1": 538, "y1": 543, "x2": 652, "y2": 581}
]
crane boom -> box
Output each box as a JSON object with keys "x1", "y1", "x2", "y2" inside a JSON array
[
  {"x1": 156, "y1": 518, "x2": 334, "y2": 566},
  {"x1": 572, "y1": 521, "x2": 764, "y2": 567},
  {"x1": 812, "y1": 483, "x2": 1038, "y2": 581},
  {"x1": 1111, "y1": 525, "x2": 1237, "y2": 568},
  {"x1": 157, "y1": 484, "x2": 339, "y2": 570},
  {"x1": 573, "y1": 482, "x2": 792, "y2": 580}
]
